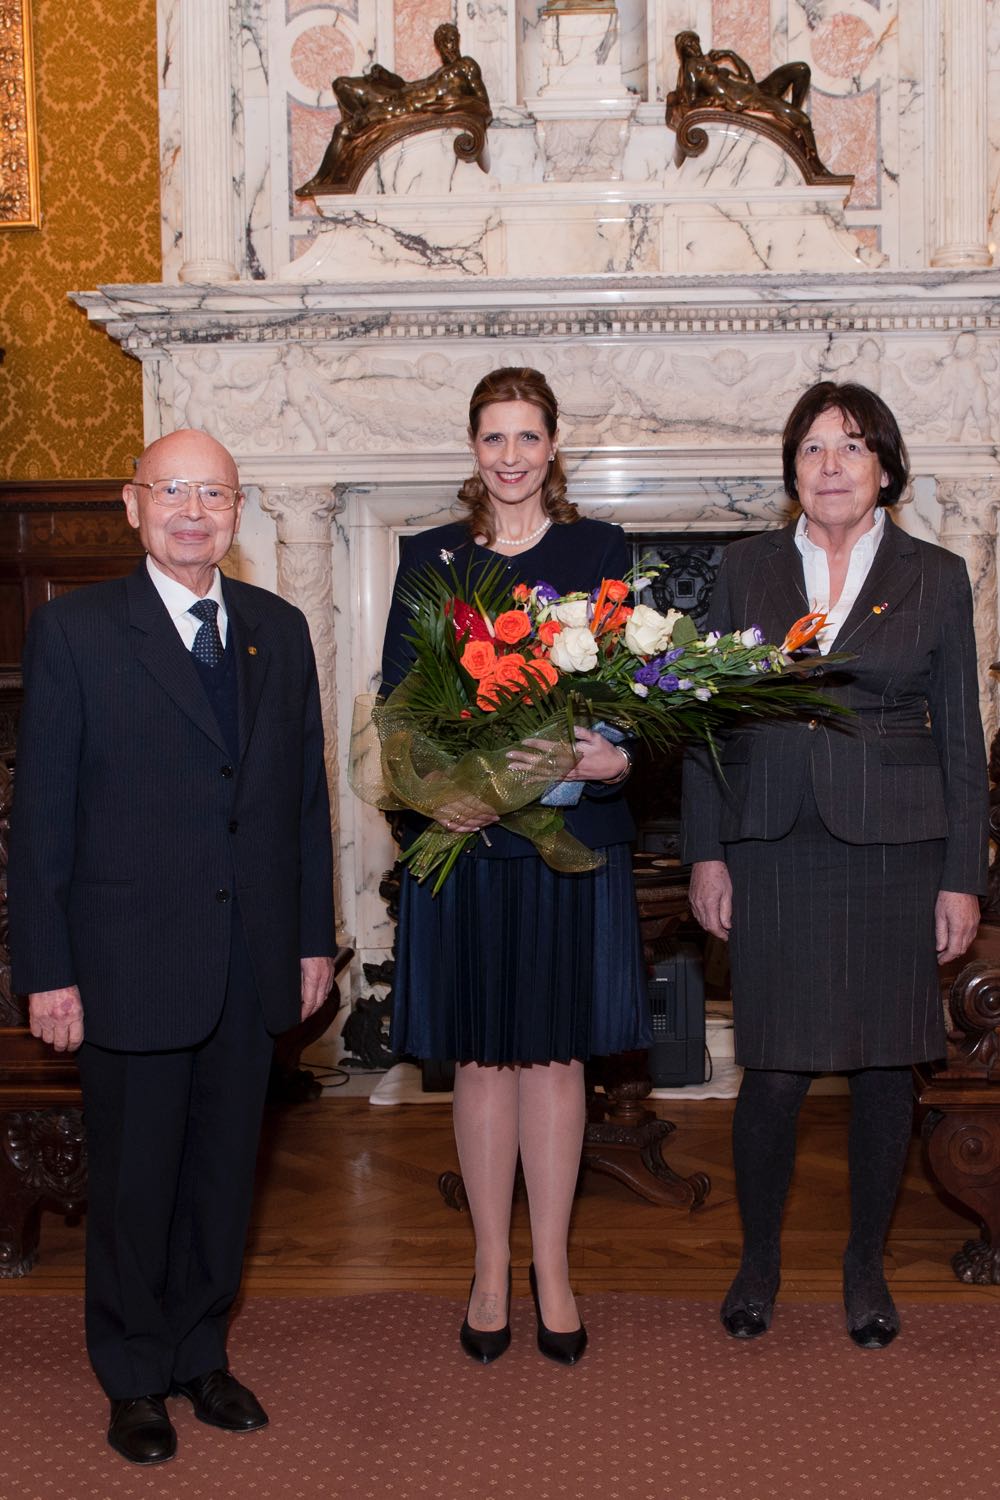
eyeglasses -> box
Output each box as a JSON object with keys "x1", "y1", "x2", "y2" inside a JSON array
[{"x1": 131, "y1": 479, "x2": 242, "y2": 511}]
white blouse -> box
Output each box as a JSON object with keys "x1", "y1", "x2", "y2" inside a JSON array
[{"x1": 793, "y1": 507, "x2": 886, "y2": 655}]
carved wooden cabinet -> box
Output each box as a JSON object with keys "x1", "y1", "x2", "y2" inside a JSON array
[
  {"x1": 0, "y1": 481, "x2": 141, "y2": 1273},
  {"x1": 917, "y1": 935, "x2": 1000, "y2": 1284}
]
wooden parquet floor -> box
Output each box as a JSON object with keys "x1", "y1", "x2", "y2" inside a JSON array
[{"x1": 4, "y1": 1095, "x2": 999, "y2": 1305}]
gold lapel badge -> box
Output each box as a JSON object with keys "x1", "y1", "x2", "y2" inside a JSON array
[
  {"x1": 872, "y1": 602, "x2": 889, "y2": 615},
  {"x1": 247, "y1": 645, "x2": 258, "y2": 655}
]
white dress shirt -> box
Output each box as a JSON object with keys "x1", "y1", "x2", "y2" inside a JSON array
[
  {"x1": 793, "y1": 507, "x2": 885, "y2": 655},
  {"x1": 146, "y1": 556, "x2": 229, "y2": 649}
]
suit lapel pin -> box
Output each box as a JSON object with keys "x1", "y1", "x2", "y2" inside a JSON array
[
  {"x1": 247, "y1": 645, "x2": 258, "y2": 655},
  {"x1": 872, "y1": 602, "x2": 889, "y2": 615}
]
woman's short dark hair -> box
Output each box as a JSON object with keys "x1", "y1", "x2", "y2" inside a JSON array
[
  {"x1": 457, "y1": 366, "x2": 578, "y2": 544},
  {"x1": 781, "y1": 381, "x2": 909, "y2": 505}
]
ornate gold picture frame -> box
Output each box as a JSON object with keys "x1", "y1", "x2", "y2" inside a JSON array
[{"x1": 0, "y1": 0, "x2": 41, "y2": 229}]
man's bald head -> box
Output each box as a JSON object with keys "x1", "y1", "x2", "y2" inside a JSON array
[{"x1": 135, "y1": 429, "x2": 239, "y2": 490}]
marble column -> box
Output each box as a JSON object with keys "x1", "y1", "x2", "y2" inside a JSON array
[
  {"x1": 936, "y1": 477, "x2": 1000, "y2": 745},
  {"x1": 928, "y1": 0, "x2": 993, "y2": 268},
  {"x1": 258, "y1": 485, "x2": 344, "y2": 927},
  {"x1": 178, "y1": 0, "x2": 239, "y2": 283}
]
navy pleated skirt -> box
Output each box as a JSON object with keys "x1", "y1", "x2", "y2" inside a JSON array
[
  {"x1": 726, "y1": 788, "x2": 946, "y2": 1071},
  {"x1": 392, "y1": 844, "x2": 652, "y2": 1065}
]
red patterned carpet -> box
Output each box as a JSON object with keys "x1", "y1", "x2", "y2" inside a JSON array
[{"x1": 0, "y1": 1292, "x2": 995, "y2": 1499}]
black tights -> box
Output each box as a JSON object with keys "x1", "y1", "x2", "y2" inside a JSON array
[{"x1": 726, "y1": 1065, "x2": 913, "y2": 1321}]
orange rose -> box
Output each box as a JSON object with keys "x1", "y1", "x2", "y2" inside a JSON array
[
  {"x1": 512, "y1": 583, "x2": 530, "y2": 603},
  {"x1": 524, "y1": 658, "x2": 559, "y2": 690},
  {"x1": 476, "y1": 676, "x2": 501, "y2": 711},
  {"x1": 538, "y1": 619, "x2": 563, "y2": 646},
  {"x1": 492, "y1": 653, "x2": 528, "y2": 690},
  {"x1": 461, "y1": 640, "x2": 497, "y2": 679},
  {"x1": 604, "y1": 579, "x2": 630, "y2": 603},
  {"x1": 494, "y1": 609, "x2": 531, "y2": 645},
  {"x1": 605, "y1": 605, "x2": 633, "y2": 632}
]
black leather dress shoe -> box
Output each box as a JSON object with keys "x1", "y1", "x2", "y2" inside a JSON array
[
  {"x1": 172, "y1": 1369, "x2": 269, "y2": 1431},
  {"x1": 848, "y1": 1314, "x2": 899, "y2": 1350},
  {"x1": 107, "y1": 1395, "x2": 176, "y2": 1465},
  {"x1": 721, "y1": 1303, "x2": 772, "y2": 1340},
  {"x1": 460, "y1": 1269, "x2": 512, "y2": 1364},
  {"x1": 528, "y1": 1263, "x2": 587, "y2": 1366}
]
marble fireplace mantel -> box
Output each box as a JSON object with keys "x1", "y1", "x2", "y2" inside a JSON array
[{"x1": 74, "y1": 268, "x2": 1000, "y2": 973}]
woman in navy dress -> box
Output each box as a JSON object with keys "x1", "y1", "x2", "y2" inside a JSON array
[{"x1": 381, "y1": 367, "x2": 650, "y2": 1365}]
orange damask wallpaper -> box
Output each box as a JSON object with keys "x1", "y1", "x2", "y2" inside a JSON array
[{"x1": 0, "y1": 0, "x2": 160, "y2": 479}]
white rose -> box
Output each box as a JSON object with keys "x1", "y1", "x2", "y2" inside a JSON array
[
  {"x1": 549, "y1": 625, "x2": 600, "y2": 673},
  {"x1": 625, "y1": 604, "x2": 676, "y2": 657},
  {"x1": 548, "y1": 599, "x2": 590, "y2": 629}
]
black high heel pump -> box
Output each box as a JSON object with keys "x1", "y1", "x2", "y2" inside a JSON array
[
  {"x1": 460, "y1": 1268, "x2": 512, "y2": 1364},
  {"x1": 528, "y1": 1263, "x2": 587, "y2": 1365}
]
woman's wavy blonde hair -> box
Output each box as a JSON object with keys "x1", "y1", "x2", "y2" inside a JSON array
[{"x1": 457, "y1": 367, "x2": 579, "y2": 545}]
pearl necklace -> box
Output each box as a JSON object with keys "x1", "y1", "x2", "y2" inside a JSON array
[{"x1": 494, "y1": 518, "x2": 551, "y2": 547}]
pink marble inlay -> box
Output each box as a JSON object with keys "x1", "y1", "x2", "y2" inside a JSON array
[
  {"x1": 810, "y1": 89, "x2": 879, "y2": 208},
  {"x1": 394, "y1": 0, "x2": 452, "y2": 81},
  {"x1": 810, "y1": 13, "x2": 879, "y2": 80},
  {"x1": 291, "y1": 25, "x2": 356, "y2": 93},
  {"x1": 290, "y1": 99, "x2": 341, "y2": 214},
  {"x1": 851, "y1": 226, "x2": 880, "y2": 254},
  {"x1": 711, "y1": 0, "x2": 771, "y2": 82}
]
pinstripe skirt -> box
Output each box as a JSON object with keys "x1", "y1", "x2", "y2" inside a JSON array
[{"x1": 726, "y1": 787, "x2": 947, "y2": 1071}]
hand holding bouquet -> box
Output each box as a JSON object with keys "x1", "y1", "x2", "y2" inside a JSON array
[{"x1": 350, "y1": 553, "x2": 836, "y2": 891}]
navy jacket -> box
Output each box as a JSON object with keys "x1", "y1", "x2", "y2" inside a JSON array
[
  {"x1": 380, "y1": 518, "x2": 636, "y2": 857},
  {"x1": 681, "y1": 518, "x2": 988, "y2": 894},
  {"x1": 9, "y1": 562, "x2": 336, "y2": 1050}
]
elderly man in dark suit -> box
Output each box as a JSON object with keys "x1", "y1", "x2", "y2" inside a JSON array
[
  {"x1": 683, "y1": 382, "x2": 987, "y2": 1351},
  {"x1": 9, "y1": 429, "x2": 335, "y2": 1464}
]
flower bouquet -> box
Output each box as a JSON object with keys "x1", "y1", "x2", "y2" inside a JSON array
[{"x1": 350, "y1": 553, "x2": 838, "y2": 892}]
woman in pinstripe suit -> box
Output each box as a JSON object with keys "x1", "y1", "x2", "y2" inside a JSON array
[{"x1": 682, "y1": 382, "x2": 988, "y2": 1349}]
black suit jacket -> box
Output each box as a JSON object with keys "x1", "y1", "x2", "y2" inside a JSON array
[
  {"x1": 9, "y1": 562, "x2": 336, "y2": 1050},
  {"x1": 681, "y1": 518, "x2": 988, "y2": 894}
]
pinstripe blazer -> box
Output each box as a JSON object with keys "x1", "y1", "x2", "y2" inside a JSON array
[
  {"x1": 8, "y1": 562, "x2": 335, "y2": 1051},
  {"x1": 680, "y1": 517, "x2": 989, "y2": 895}
]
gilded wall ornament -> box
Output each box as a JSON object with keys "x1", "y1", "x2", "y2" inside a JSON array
[
  {"x1": 296, "y1": 23, "x2": 492, "y2": 198},
  {"x1": 0, "y1": 0, "x2": 40, "y2": 228}
]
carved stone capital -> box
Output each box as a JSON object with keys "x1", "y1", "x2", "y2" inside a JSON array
[
  {"x1": 936, "y1": 478, "x2": 1000, "y2": 538},
  {"x1": 257, "y1": 486, "x2": 343, "y2": 546}
]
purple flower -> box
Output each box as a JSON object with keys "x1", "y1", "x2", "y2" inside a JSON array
[
  {"x1": 533, "y1": 581, "x2": 560, "y2": 603},
  {"x1": 678, "y1": 678, "x2": 693, "y2": 690},
  {"x1": 756, "y1": 657, "x2": 772, "y2": 673},
  {"x1": 634, "y1": 662, "x2": 662, "y2": 687},
  {"x1": 660, "y1": 647, "x2": 684, "y2": 664},
  {"x1": 657, "y1": 673, "x2": 680, "y2": 692}
]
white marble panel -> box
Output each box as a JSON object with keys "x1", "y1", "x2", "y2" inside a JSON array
[
  {"x1": 158, "y1": 0, "x2": 183, "y2": 282},
  {"x1": 990, "y1": 5, "x2": 1000, "y2": 259},
  {"x1": 530, "y1": 11, "x2": 629, "y2": 100}
]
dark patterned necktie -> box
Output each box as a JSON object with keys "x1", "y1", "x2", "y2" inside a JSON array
[{"x1": 189, "y1": 598, "x2": 224, "y2": 666}]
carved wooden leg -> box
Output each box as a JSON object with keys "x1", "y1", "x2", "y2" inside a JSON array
[
  {"x1": 922, "y1": 1106, "x2": 1000, "y2": 1284},
  {"x1": 0, "y1": 1107, "x2": 87, "y2": 1278},
  {"x1": 582, "y1": 1062, "x2": 711, "y2": 1210}
]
